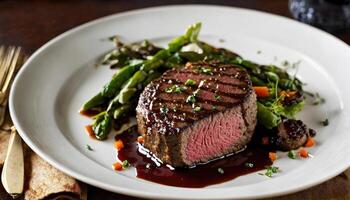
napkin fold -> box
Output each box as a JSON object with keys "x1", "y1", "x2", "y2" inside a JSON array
[{"x1": 0, "y1": 126, "x2": 84, "y2": 200}]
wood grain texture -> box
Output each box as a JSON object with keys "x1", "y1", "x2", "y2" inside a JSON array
[{"x1": 1, "y1": 0, "x2": 350, "y2": 199}]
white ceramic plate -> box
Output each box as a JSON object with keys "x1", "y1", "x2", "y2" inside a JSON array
[{"x1": 9, "y1": 5, "x2": 350, "y2": 200}]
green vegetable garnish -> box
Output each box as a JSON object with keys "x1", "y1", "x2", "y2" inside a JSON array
[
  {"x1": 82, "y1": 23, "x2": 202, "y2": 140},
  {"x1": 288, "y1": 150, "x2": 296, "y2": 159},
  {"x1": 321, "y1": 118, "x2": 329, "y2": 126},
  {"x1": 86, "y1": 145, "x2": 93, "y2": 151},
  {"x1": 186, "y1": 94, "x2": 196, "y2": 103},
  {"x1": 165, "y1": 84, "x2": 187, "y2": 93},
  {"x1": 313, "y1": 93, "x2": 325, "y2": 105},
  {"x1": 82, "y1": 22, "x2": 307, "y2": 139},
  {"x1": 281, "y1": 60, "x2": 290, "y2": 67},
  {"x1": 257, "y1": 102, "x2": 281, "y2": 129},
  {"x1": 185, "y1": 79, "x2": 196, "y2": 86},
  {"x1": 160, "y1": 107, "x2": 169, "y2": 114},
  {"x1": 122, "y1": 160, "x2": 130, "y2": 169},
  {"x1": 214, "y1": 95, "x2": 221, "y2": 101},
  {"x1": 193, "y1": 106, "x2": 201, "y2": 112},
  {"x1": 196, "y1": 67, "x2": 213, "y2": 75},
  {"x1": 260, "y1": 166, "x2": 279, "y2": 178}
]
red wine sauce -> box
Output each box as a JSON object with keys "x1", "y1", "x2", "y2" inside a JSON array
[{"x1": 116, "y1": 126, "x2": 272, "y2": 188}]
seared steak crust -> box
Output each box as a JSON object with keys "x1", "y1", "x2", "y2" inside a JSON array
[{"x1": 136, "y1": 61, "x2": 257, "y2": 167}]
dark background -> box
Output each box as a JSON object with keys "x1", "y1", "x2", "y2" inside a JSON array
[
  {"x1": 1, "y1": 0, "x2": 349, "y2": 199},
  {"x1": 1, "y1": 0, "x2": 350, "y2": 55}
]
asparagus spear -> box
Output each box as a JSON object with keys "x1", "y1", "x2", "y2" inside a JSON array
[
  {"x1": 81, "y1": 63, "x2": 141, "y2": 111},
  {"x1": 90, "y1": 22, "x2": 202, "y2": 139}
]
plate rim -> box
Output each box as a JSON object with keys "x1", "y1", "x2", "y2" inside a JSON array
[{"x1": 9, "y1": 4, "x2": 350, "y2": 199}]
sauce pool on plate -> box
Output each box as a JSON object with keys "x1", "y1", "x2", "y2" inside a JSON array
[{"x1": 116, "y1": 126, "x2": 272, "y2": 188}]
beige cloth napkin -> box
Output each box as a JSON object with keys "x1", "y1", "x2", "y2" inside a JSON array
[{"x1": 0, "y1": 113, "x2": 84, "y2": 200}]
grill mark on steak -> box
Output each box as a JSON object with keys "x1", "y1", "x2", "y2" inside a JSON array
[
  {"x1": 136, "y1": 61, "x2": 257, "y2": 167},
  {"x1": 152, "y1": 102, "x2": 222, "y2": 122},
  {"x1": 154, "y1": 93, "x2": 243, "y2": 107},
  {"x1": 158, "y1": 80, "x2": 248, "y2": 98},
  {"x1": 139, "y1": 62, "x2": 253, "y2": 135},
  {"x1": 162, "y1": 71, "x2": 245, "y2": 86}
]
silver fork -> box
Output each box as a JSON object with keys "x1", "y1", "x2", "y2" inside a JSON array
[
  {"x1": 0, "y1": 46, "x2": 24, "y2": 199},
  {"x1": 0, "y1": 46, "x2": 22, "y2": 127}
]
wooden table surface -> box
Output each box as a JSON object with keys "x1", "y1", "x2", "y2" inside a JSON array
[{"x1": 1, "y1": 0, "x2": 350, "y2": 199}]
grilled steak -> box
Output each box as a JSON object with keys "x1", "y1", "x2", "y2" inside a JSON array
[
  {"x1": 275, "y1": 118, "x2": 316, "y2": 151},
  {"x1": 136, "y1": 61, "x2": 257, "y2": 167}
]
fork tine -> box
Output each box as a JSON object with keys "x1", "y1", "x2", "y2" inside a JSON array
[
  {"x1": 0, "y1": 47, "x2": 15, "y2": 89},
  {"x1": 0, "y1": 46, "x2": 6, "y2": 85},
  {"x1": 1, "y1": 47, "x2": 21, "y2": 96}
]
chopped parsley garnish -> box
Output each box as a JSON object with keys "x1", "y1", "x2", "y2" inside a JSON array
[
  {"x1": 212, "y1": 105, "x2": 217, "y2": 110},
  {"x1": 245, "y1": 162, "x2": 254, "y2": 168},
  {"x1": 288, "y1": 150, "x2": 296, "y2": 159},
  {"x1": 214, "y1": 95, "x2": 221, "y2": 101},
  {"x1": 173, "y1": 107, "x2": 177, "y2": 112},
  {"x1": 259, "y1": 166, "x2": 279, "y2": 178},
  {"x1": 185, "y1": 79, "x2": 196, "y2": 86},
  {"x1": 85, "y1": 145, "x2": 93, "y2": 151},
  {"x1": 165, "y1": 84, "x2": 187, "y2": 93},
  {"x1": 186, "y1": 94, "x2": 196, "y2": 103},
  {"x1": 281, "y1": 60, "x2": 290, "y2": 67},
  {"x1": 217, "y1": 168, "x2": 225, "y2": 174},
  {"x1": 312, "y1": 93, "x2": 325, "y2": 105},
  {"x1": 160, "y1": 107, "x2": 169, "y2": 114},
  {"x1": 186, "y1": 89, "x2": 200, "y2": 104},
  {"x1": 201, "y1": 67, "x2": 213, "y2": 75},
  {"x1": 292, "y1": 60, "x2": 302, "y2": 69},
  {"x1": 304, "y1": 91, "x2": 315, "y2": 97},
  {"x1": 321, "y1": 118, "x2": 329, "y2": 126},
  {"x1": 195, "y1": 67, "x2": 213, "y2": 75},
  {"x1": 193, "y1": 106, "x2": 201, "y2": 112},
  {"x1": 122, "y1": 160, "x2": 130, "y2": 169}
]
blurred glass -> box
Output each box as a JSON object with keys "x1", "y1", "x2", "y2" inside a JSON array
[{"x1": 289, "y1": 0, "x2": 350, "y2": 32}]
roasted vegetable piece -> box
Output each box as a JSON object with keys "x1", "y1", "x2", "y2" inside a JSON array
[{"x1": 87, "y1": 22, "x2": 203, "y2": 139}]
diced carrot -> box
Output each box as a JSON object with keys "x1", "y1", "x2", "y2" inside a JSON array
[
  {"x1": 112, "y1": 162, "x2": 123, "y2": 171},
  {"x1": 137, "y1": 136, "x2": 144, "y2": 144},
  {"x1": 261, "y1": 137, "x2": 269, "y2": 145},
  {"x1": 253, "y1": 86, "x2": 269, "y2": 98},
  {"x1": 298, "y1": 148, "x2": 309, "y2": 158},
  {"x1": 269, "y1": 152, "x2": 277, "y2": 161},
  {"x1": 84, "y1": 125, "x2": 97, "y2": 139},
  {"x1": 114, "y1": 140, "x2": 124, "y2": 151},
  {"x1": 305, "y1": 137, "x2": 315, "y2": 148}
]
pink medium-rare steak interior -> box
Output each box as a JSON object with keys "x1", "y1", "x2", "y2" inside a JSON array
[
  {"x1": 136, "y1": 61, "x2": 257, "y2": 167},
  {"x1": 184, "y1": 109, "x2": 245, "y2": 164}
]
